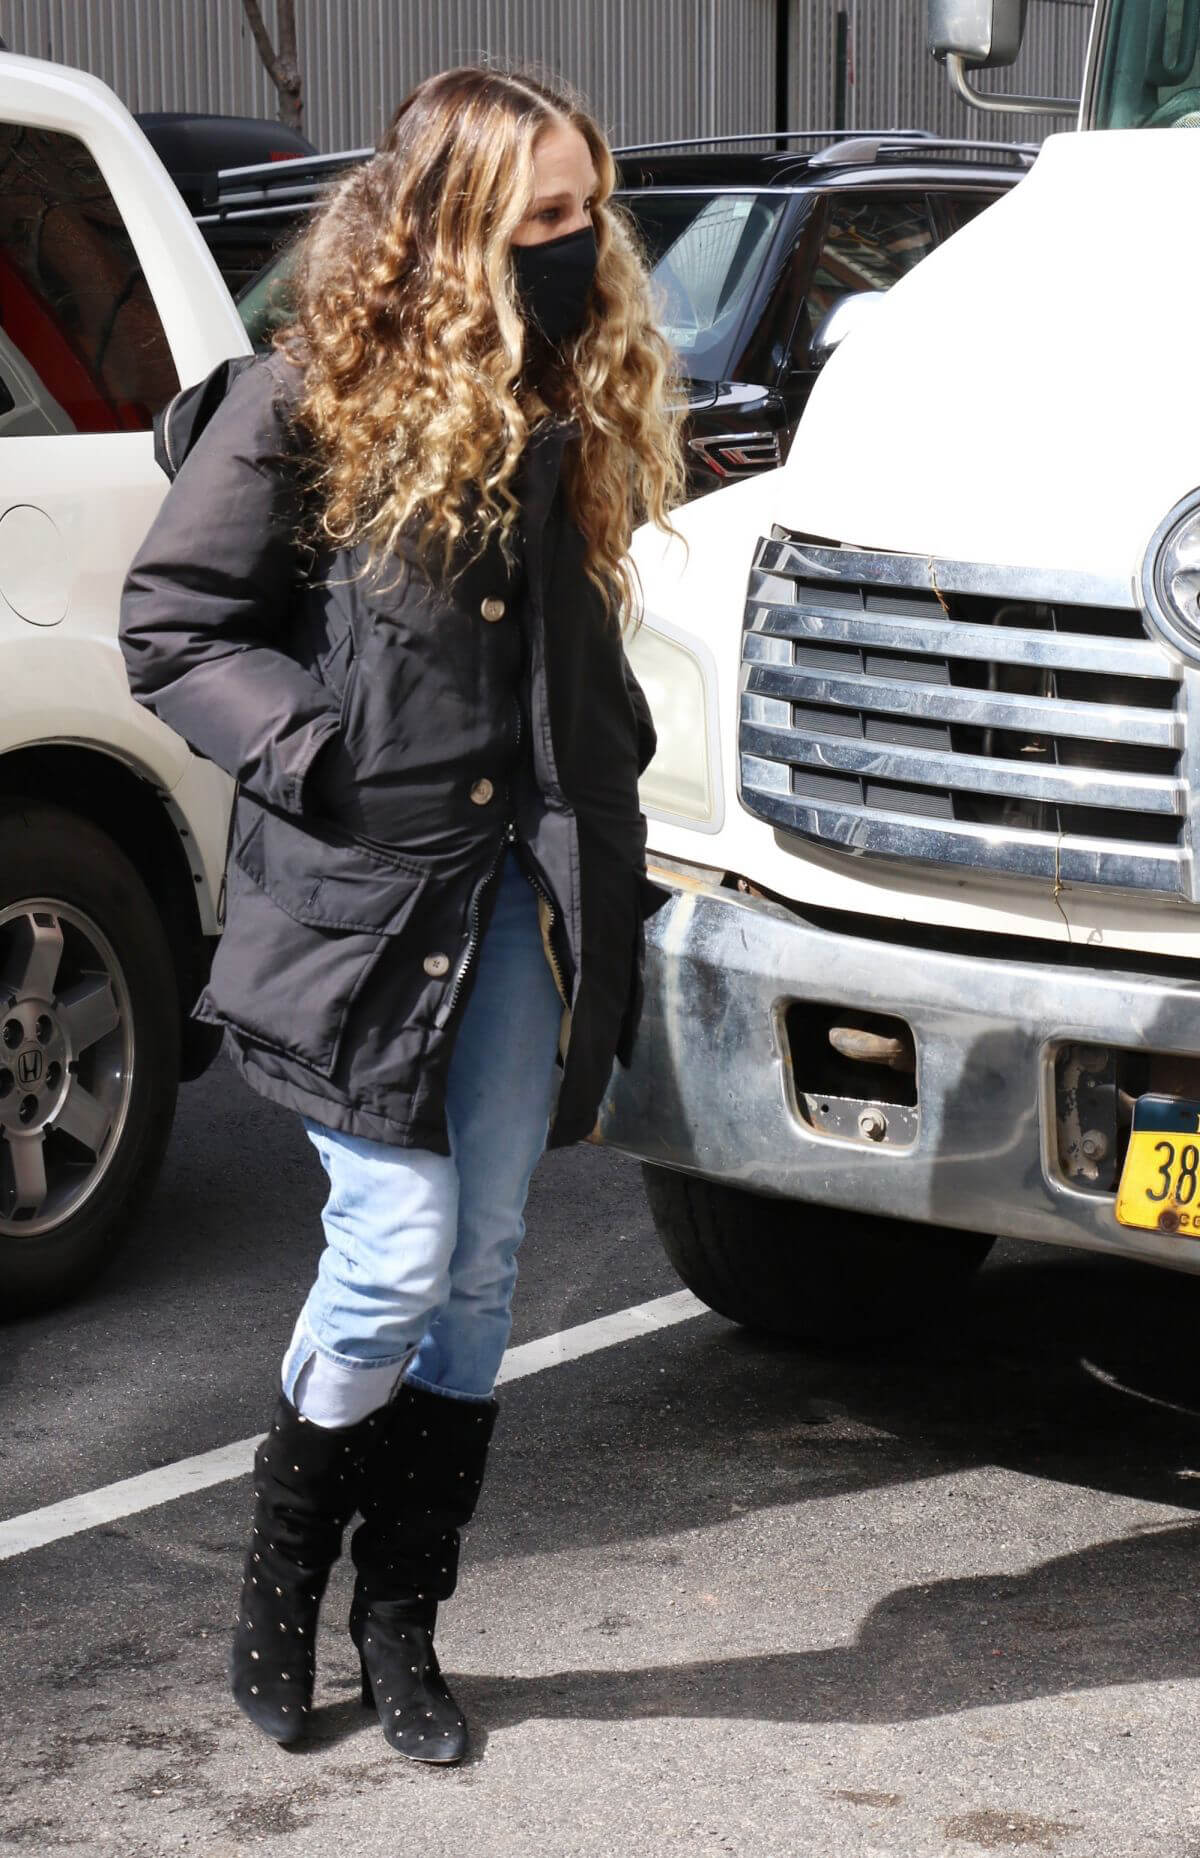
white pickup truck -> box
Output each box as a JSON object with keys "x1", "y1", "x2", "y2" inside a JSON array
[
  {"x1": 0, "y1": 53, "x2": 244, "y2": 1307},
  {"x1": 602, "y1": 0, "x2": 1200, "y2": 1339}
]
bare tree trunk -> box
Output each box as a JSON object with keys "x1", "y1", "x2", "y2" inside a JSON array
[{"x1": 240, "y1": 0, "x2": 304, "y2": 133}]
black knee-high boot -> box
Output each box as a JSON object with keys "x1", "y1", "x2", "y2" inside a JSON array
[
  {"x1": 230, "y1": 1393, "x2": 378, "y2": 1744},
  {"x1": 350, "y1": 1382, "x2": 498, "y2": 1764}
]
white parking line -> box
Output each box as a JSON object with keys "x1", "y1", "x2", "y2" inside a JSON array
[
  {"x1": 0, "y1": 1289, "x2": 706, "y2": 1562},
  {"x1": 494, "y1": 1288, "x2": 705, "y2": 1384}
]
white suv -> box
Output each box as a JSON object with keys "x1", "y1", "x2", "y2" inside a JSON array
[{"x1": 0, "y1": 53, "x2": 246, "y2": 1308}]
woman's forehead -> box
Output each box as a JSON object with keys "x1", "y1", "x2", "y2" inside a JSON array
[{"x1": 530, "y1": 121, "x2": 598, "y2": 195}]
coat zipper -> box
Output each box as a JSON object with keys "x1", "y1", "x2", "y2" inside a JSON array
[
  {"x1": 215, "y1": 780, "x2": 241, "y2": 929},
  {"x1": 519, "y1": 857, "x2": 569, "y2": 1006},
  {"x1": 506, "y1": 698, "x2": 567, "y2": 999},
  {"x1": 435, "y1": 823, "x2": 515, "y2": 1028}
]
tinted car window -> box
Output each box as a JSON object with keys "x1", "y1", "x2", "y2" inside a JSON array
[
  {"x1": 938, "y1": 190, "x2": 1006, "y2": 235},
  {"x1": 607, "y1": 191, "x2": 787, "y2": 381},
  {"x1": 237, "y1": 243, "x2": 300, "y2": 349},
  {"x1": 0, "y1": 124, "x2": 178, "y2": 434},
  {"x1": 807, "y1": 193, "x2": 935, "y2": 321}
]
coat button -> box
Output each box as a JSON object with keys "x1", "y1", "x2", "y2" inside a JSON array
[
  {"x1": 423, "y1": 954, "x2": 450, "y2": 978},
  {"x1": 470, "y1": 778, "x2": 495, "y2": 806},
  {"x1": 480, "y1": 597, "x2": 506, "y2": 622}
]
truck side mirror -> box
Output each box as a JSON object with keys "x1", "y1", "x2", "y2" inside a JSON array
[
  {"x1": 926, "y1": 0, "x2": 1074, "y2": 117},
  {"x1": 927, "y1": 0, "x2": 1029, "y2": 67}
]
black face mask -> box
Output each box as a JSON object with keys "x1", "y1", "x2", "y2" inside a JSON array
[{"x1": 511, "y1": 224, "x2": 598, "y2": 346}]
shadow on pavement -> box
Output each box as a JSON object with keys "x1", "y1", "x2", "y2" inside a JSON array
[
  {"x1": 424, "y1": 1245, "x2": 1200, "y2": 1733},
  {"x1": 488, "y1": 1241, "x2": 1200, "y2": 1586},
  {"x1": 455, "y1": 1517, "x2": 1200, "y2": 1731}
]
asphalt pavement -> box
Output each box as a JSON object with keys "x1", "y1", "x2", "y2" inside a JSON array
[{"x1": 3, "y1": 1058, "x2": 1200, "y2": 1857}]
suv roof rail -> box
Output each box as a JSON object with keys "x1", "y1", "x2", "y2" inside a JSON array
[
  {"x1": 202, "y1": 125, "x2": 927, "y2": 203},
  {"x1": 196, "y1": 144, "x2": 372, "y2": 221},
  {"x1": 807, "y1": 134, "x2": 1038, "y2": 168},
  {"x1": 195, "y1": 127, "x2": 909, "y2": 222},
  {"x1": 194, "y1": 125, "x2": 1037, "y2": 226},
  {"x1": 216, "y1": 144, "x2": 373, "y2": 184},
  {"x1": 612, "y1": 127, "x2": 942, "y2": 156}
]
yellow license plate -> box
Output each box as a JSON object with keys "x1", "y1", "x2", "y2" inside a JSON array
[{"x1": 1115, "y1": 1095, "x2": 1200, "y2": 1234}]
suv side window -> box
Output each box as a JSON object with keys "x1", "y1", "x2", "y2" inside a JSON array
[
  {"x1": 936, "y1": 190, "x2": 1006, "y2": 237},
  {"x1": 0, "y1": 123, "x2": 177, "y2": 436},
  {"x1": 807, "y1": 193, "x2": 936, "y2": 323}
]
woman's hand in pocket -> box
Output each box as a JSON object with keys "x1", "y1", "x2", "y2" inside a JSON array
[{"x1": 302, "y1": 729, "x2": 366, "y2": 833}]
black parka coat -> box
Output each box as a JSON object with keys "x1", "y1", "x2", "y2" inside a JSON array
[{"x1": 119, "y1": 350, "x2": 658, "y2": 1152}]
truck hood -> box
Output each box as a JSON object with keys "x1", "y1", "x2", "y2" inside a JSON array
[{"x1": 786, "y1": 128, "x2": 1200, "y2": 588}]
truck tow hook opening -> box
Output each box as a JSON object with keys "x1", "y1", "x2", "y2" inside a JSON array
[
  {"x1": 1053, "y1": 1046, "x2": 1200, "y2": 1198},
  {"x1": 785, "y1": 1003, "x2": 918, "y2": 1147},
  {"x1": 828, "y1": 1026, "x2": 910, "y2": 1070}
]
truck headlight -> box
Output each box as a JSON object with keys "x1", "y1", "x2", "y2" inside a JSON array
[
  {"x1": 1141, "y1": 489, "x2": 1200, "y2": 658},
  {"x1": 627, "y1": 620, "x2": 723, "y2": 831}
]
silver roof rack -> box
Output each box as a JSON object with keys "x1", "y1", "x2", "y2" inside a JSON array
[
  {"x1": 196, "y1": 126, "x2": 1036, "y2": 226},
  {"x1": 807, "y1": 134, "x2": 1038, "y2": 168}
]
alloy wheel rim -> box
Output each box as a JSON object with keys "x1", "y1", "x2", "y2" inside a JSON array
[{"x1": 0, "y1": 899, "x2": 134, "y2": 1238}]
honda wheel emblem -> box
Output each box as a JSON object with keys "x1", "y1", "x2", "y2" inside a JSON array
[{"x1": 16, "y1": 1048, "x2": 43, "y2": 1086}]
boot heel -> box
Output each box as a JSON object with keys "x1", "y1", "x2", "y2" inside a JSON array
[{"x1": 360, "y1": 1653, "x2": 374, "y2": 1710}]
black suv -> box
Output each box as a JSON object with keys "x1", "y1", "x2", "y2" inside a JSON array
[{"x1": 195, "y1": 132, "x2": 1032, "y2": 496}]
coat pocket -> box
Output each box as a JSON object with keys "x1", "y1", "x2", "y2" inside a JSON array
[{"x1": 200, "y1": 807, "x2": 428, "y2": 1076}]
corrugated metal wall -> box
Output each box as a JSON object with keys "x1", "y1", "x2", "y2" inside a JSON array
[
  {"x1": 0, "y1": 0, "x2": 1091, "y2": 153},
  {"x1": 0, "y1": 0, "x2": 776, "y2": 151}
]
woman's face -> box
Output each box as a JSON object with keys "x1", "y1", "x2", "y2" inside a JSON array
[{"x1": 511, "y1": 121, "x2": 599, "y2": 247}]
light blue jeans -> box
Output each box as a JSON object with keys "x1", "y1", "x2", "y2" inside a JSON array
[{"x1": 280, "y1": 852, "x2": 564, "y2": 1425}]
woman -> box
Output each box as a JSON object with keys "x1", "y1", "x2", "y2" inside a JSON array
[{"x1": 119, "y1": 66, "x2": 682, "y2": 1764}]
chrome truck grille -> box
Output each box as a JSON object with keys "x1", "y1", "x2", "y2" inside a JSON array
[{"x1": 739, "y1": 533, "x2": 1192, "y2": 896}]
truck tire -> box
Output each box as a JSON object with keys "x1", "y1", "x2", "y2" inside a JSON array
[
  {"x1": 0, "y1": 800, "x2": 180, "y2": 1312},
  {"x1": 642, "y1": 1164, "x2": 994, "y2": 1342}
]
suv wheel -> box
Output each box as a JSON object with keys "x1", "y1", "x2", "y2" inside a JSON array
[
  {"x1": 643, "y1": 1164, "x2": 994, "y2": 1342},
  {"x1": 0, "y1": 800, "x2": 179, "y2": 1311}
]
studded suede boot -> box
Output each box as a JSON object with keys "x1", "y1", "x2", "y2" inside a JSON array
[
  {"x1": 230, "y1": 1393, "x2": 378, "y2": 1744},
  {"x1": 349, "y1": 1382, "x2": 498, "y2": 1764}
]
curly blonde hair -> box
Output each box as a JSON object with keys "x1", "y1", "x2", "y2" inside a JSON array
[{"x1": 279, "y1": 64, "x2": 685, "y2": 623}]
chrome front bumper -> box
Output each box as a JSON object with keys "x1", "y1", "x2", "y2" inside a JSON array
[{"x1": 597, "y1": 862, "x2": 1200, "y2": 1274}]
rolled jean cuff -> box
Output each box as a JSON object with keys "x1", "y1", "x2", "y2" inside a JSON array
[
  {"x1": 402, "y1": 1369, "x2": 498, "y2": 1405},
  {"x1": 281, "y1": 1318, "x2": 413, "y2": 1427}
]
